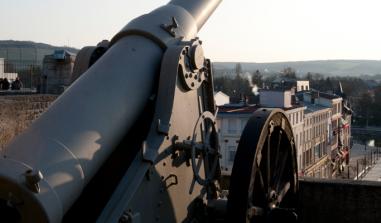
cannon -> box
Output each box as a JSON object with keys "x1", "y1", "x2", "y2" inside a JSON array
[{"x1": 0, "y1": 0, "x2": 299, "y2": 222}]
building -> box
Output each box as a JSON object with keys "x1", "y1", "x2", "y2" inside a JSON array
[
  {"x1": 259, "y1": 89, "x2": 306, "y2": 174},
  {"x1": 217, "y1": 103, "x2": 259, "y2": 175},
  {"x1": 302, "y1": 91, "x2": 347, "y2": 177},
  {"x1": 299, "y1": 101, "x2": 331, "y2": 177},
  {"x1": 0, "y1": 58, "x2": 18, "y2": 82},
  {"x1": 270, "y1": 77, "x2": 309, "y2": 92},
  {"x1": 217, "y1": 80, "x2": 351, "y2": 179},
  {"x1": 40, "y1": 50, "x2": 76, "y2": 94},
  {"x1": 296, "y1": 80, "x2": 310, "y2": 92},
  {"x1": 214, "y1": 91, "x2": 230, "y2": 106}
]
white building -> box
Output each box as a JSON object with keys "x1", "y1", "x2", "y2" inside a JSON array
[
  {"x1": 217, "y1": 81, "x2": 349, "y2": 179},
  {"x1": 296, "y1": 80, "x2": 310, "y2": 92},
  {"x1": 214, "y1": 91, "x2": 230, "y2": 106},
  {"x1": 0, "y1": 58, "x2": 18, "y2": 81},
  {"x1": 0, "y1": 58, "x2": 3, "y2": 77},
  {"x1": 217, "y1": 104, "x2": 258, "y2": 175}
]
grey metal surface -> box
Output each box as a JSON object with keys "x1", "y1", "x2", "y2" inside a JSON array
[
  {"x1": 0, "y1": 0, "x2": 222, "y2": 222},
  {"x1": 169, "y1": 0, "x2": 222, "y2": 31},
  {"x1": 0, "y1": 35, "x2": 163, "y2": 222},
  {"x1": 98, "y1": 38, "x2": 219, "y2": 222},
  {"x1": 70, "y1": 46, "x2": 97, "y2": 83}
]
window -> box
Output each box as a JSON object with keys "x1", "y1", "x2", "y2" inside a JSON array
[
  {"x1": 228, "y1": 148, "x2": 236, "y2": 162},
  {"x1": 314, "y1": 144, "x2": 321, "y2": 161},
  {"x1": 296, "y1": 113, "x2": 299, "y2": 124},
  {"x1": 241, "y1": 119, "x2": 248, "y2": 131},
  {"x1": 228, "y1": 119, "x2": 237, "y2": 134}
]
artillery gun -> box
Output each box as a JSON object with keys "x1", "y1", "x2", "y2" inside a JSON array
[{"x1": 0, "y1": 0, "x2": 299, "y2": 222}]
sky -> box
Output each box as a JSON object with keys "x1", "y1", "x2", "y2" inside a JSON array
[{"x1": 1, "y1": 0, "x2": 381, "y2": 62}]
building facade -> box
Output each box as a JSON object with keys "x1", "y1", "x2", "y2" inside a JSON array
[
  {"x1": 300, "y1": 102, "x2": 331, "y2": 178},
  {"x1": 0, "y1": 58, "x2": 18, "y2": 81},
  {"x1": 41, "y1": 50, "x2": 76, "y2": 94},
  {"x1": 217, "y1": 81, "x2": 351, "y2": 179},
  {"x1": 302, "y1": 91, "x2": 348, "y2": 177},
  {"x1": 217, "y1": 104, "x2": 258, "y2": 175}
]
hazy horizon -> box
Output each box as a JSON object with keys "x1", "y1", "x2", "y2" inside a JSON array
[{"x1": 2, "y1": 0, "x2": 381, "y2": 62}]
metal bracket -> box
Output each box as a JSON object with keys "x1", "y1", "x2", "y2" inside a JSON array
[
  {"x1": 142, "y1": 45, "x2": 187, "y2": 162},
  {"x1": 157, "y1": 119, "x2": 170, "y2": 135},
  {"x1": 161, "y1": 16, "x2": 179, "y2": 37}
]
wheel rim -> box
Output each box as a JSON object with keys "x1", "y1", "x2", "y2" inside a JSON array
[{"x1": 227, "y1": 108, "x2": 298, "y2": 223}]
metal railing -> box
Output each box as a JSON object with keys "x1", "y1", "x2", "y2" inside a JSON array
[
  {"x1": 0, "y1": 59, "x2": 41, "y2": 90},
  {"x1": 350, "y1": 147, "x2": 380, "y2": 180}
]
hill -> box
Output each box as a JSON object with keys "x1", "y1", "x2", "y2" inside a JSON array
[
  {"x1": 0, "y1": 40, "x2": 79, "y2": 66},
  {"x1": 213, "y1": 60, "x2": 381, "y2": 77}
]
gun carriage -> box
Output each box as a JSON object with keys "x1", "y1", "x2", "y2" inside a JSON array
[{"x1": 0, "y1": 1, "x2": 298, "y2": 222}]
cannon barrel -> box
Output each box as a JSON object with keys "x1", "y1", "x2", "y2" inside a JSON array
[{"x1": 0, "y1": 0, "x2": 221, "y2": 222}]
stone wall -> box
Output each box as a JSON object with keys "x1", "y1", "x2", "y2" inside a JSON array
[
  {"x1": 0, "y1": 95, "x2": 57, "y2": 149},
  {"x1": 299, "y1": 178, "x2": 381, "y2": 223}
]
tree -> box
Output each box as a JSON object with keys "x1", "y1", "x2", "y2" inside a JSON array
[
  {"x1": 371, "y1": 86, "x2": 381, "y2": 125},
  {"x1": 282, "y1": 67, "x2": 296, "y2": 79},
  {"x1": 251, "y1": 70, "x2": 263, "y2": 87},
  {"x1": 214, "y1": 75, "x2": 253, "y2": 101},
  {"x1": 357, "y1": 92, "x2": 372, "y2": 126},
  {"x1": 235, "y1": 63, "x2": 243, "y2": 77}
]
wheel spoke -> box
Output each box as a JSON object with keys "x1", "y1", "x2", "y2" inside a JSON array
[
  {"x1": 274, "y1": 130, "x2": 283, "y2": 166},
  {"x1": 203, "y1": 151, "x2": 210, "y2": 179},
  {"x1": 257, "y1": 166, "x2": 266, "y2": 192},
  {"x1": 276, "y1": 182, "x2": 291, "y2": 204},
  {"x1": 248, "y1": 161, "x2": 266, "y2": 200},
  {"x1": 208, "y1": 155, "x2": 218, "y2": 180},
  {"x1": 205, "y1": 125, "x2": 212, "y2": 143},
  {"x1": 274, "y1": 149, "x2": 289, "y2": 191},
  {"x1": 189, "y1": 157, "x2": 203, "y2": 194}
]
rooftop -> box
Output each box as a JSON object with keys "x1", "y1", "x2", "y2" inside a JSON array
[
  {"x1": 218, "y1": 104, "x2": 259, "y2": 114},
  {"x1": 302, "y1": 101, "x2": 330, "y2": 114},
  {"x1": 218, "y1": 103, "x2": 305, "y2": 115},
  {"x1": 304, "y1": 90, "x2": 341, "y2": 100}
]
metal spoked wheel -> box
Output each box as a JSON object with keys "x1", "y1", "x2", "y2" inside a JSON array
[
  {"x1": 227, "y1": 108, "x2": 298, "y2": 223},
  {"x1": 191, "y1": 111, "x2": 220, "y2": 187}
]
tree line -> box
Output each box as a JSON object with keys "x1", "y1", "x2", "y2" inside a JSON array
[{"x1": 213, "y1": 63, "x2": 381, "y2": 126}]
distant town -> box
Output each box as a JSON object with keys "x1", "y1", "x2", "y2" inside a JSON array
[{"x1": 1, "y1": 40, "x2": 381, "y2": 183}]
